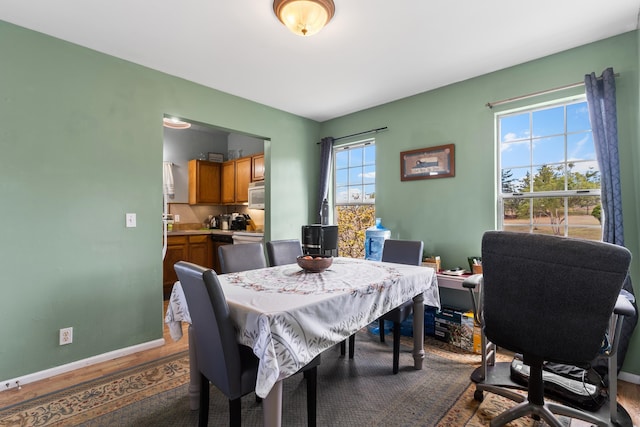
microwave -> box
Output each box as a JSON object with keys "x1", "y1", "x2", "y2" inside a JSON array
[{"x1": 248, "y1": 181, "x2": 265, "y2": 209}]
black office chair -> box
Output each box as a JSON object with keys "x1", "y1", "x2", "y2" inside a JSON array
[
  {"x1": 174, "y1": 261, "x2": 319, "y2": 427},
  {"x1": 218, "y1": 243, "x2": 267, "y2": 274},
  {"x1": 467, "y1": 231, "x2": 633, "y2": 427},
  {"x1": 342, "y1": 239, "x2": 424, "y2": 374},
  {"x1": 266, "y1": 239, "x2": 303, "y2": 266}
]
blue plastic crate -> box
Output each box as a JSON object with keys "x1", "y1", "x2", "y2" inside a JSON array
[{"x1": 371, "y1": 305, "x2": 439, "y2": 337}]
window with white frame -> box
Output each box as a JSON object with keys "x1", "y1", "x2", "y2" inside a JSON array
[
  {"x1": 335, "y1": 141, "x2": 376, "y2": 204},
  {"x1": 334, "y1": 140, "x2": 376, "y2": 258},
  {"x1": 497, "y1": 97, "x2": 602, "y2": 240}
]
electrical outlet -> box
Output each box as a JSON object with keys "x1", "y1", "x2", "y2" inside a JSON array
[
  {"x1": 174, "y1": 214, "x2": 180, "y2": 222},
  {"x1": 59, "y1": 327, "x2": 73, "y2": 345},
  {"x1": 125, "y1": 213, "x2": 137, "y2": 228}
]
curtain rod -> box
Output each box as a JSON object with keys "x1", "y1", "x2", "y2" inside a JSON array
[
  {"x1": 486, "y1": 73, "x2": 620, "y2": 109},
  {"x1": 317, "y1": 126, "x2": 388, "y2": 144}
]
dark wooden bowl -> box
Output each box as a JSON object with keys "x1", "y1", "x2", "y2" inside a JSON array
[{"x1": 296, "y1": 255, "x2": 333, "y2": 273}]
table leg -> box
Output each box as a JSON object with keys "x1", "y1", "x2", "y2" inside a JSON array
[
  {"x1": 412, "y1": 293, "x2": 425, "y2": 369},
  {"x1": 262, "y1": 380, "x2": 283, "y2": 427},
  {"x1": 187, "y1": 325, "x2": 200, "y2": 411}
]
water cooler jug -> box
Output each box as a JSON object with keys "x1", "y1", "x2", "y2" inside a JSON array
[{"x1": 364, "y1": 218, "x2": 390, "y2": 261}]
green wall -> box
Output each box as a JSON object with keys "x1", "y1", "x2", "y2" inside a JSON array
[
  {"x1": 320, "y1": 32, "x2": 640, "y2": 375},
  {"x1": 0, "y1": 20, "x2": 320, "y2": 380},
  {"x1": 2, "y1": 19, "x2": 639, "y2": 380}
]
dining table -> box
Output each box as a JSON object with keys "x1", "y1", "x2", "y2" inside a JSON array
[{"x1": 165, "y1": 256, "x2": 440, "y2": 427}]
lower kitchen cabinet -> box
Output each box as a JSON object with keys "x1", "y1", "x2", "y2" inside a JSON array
[
  {"x1": 162, "y1": 234, "x2": 213, "y2": 297},
  {"x1": 187, "y1": 235, "x2": 211, "y2": 267}
]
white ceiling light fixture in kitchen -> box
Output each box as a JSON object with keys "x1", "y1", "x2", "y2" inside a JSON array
[
  {"x1": 163, "y1": 117, "x2": 192, "y2": 130},
  {"x1": 273, "y1": 0, "x2": 335, "y2": 36}
]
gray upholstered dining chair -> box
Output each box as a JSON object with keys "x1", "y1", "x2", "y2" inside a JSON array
[
  {"x1": 469, "y1": 231, "x2": 632, "y2": 427},
  {"x1": 218, "y1": 242, "x2": 267, "y2": 274},
  {"x1": 266, "y1": 239, "x2": 303, "y2": 266},
  {"x1": 343, "y1": 239, "x2": 424, "y2": 374},
  {"x1": 174, "y1": 261, "x2": 320, "y2": 427}
]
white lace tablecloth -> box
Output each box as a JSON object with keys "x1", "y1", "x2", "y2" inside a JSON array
[{"x1": 165, "y1": 257, "x2": 440, "y2": 398}]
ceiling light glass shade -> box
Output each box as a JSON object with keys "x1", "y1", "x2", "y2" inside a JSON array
[
  {"x1": 273, "y1": 0, "x2": 335, "y2": 36},
  {"x1": 163, "y1": 117, "x2": 191, "y2": 129}
]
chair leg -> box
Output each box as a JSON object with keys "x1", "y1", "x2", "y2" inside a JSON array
[
  {"x1": 490, "y1": 361, "x2": 566, "y2": 427},
  {"x1": 229, "y1": 397, "x2": 242, "y2": 427},
  {"x1": 348, "y1": 334, "x2": 355, "y2": 359},
  {"x1": 379, "y1": 319, "x2": 385, "y2": 342},
  {"x1": 199, "y1": 373, "x2": 210, "y2": 427},
  {"x1": 305, "y1": 366, "x2": 317, "y2": 427},
  {"x1": 392, "y1": 322, "x2": 401, "y2": 374},
  {"x1": 340, "y1": 340, "x2": 346, "y2": 356}
]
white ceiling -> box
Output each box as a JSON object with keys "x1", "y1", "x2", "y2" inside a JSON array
[{"x1": 2, "y1": 1, "x2": 639, "y2": 122}]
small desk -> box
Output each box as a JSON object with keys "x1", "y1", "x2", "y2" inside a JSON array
[
  {"x1": 436, "y1": 273, "x2": 482, "y2": 291},
  {"x1": 166, "y1": 257, "x2": 440, "y2": 427}
]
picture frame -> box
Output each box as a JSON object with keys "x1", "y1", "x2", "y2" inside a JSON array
[
  {"x1": 400, "y1": 144, "x2": 455, "y2": 181},
  {"x1": 207, "y1": 152, "x2": 224, "y2": 163}
]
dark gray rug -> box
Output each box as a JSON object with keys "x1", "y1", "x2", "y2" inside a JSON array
[{"x1": 80, "y1": 332, "x2": 475, "y2": 426}]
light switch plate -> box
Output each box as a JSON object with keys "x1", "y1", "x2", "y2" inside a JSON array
[{"x1": 126, "y1": 213, "x2": 137, "y2": 228}]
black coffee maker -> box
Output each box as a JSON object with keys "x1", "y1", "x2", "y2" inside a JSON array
[
  {"x1": 301, "y1": 224, "x2": 338, "y2": 256},
  {"x1": 231, "y1": 214, "x2": 250, "y2": 230}
]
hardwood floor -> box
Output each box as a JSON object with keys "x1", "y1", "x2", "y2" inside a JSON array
[
  {"x1": 618, "y1": 379, "x2": 640, "y2": 426},
  {"x1": 1, "y1": 302, "x2": 638, "y2": 427}
]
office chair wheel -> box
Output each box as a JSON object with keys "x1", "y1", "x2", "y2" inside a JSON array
[{"x1": 474, "y1": 389, "x2": 484, "y2": 402}]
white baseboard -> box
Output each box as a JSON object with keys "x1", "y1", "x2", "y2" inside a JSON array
[
  {"x1": 1, "y1": 338, "x2": 165, "y2": 392},
  {"x1": 618, "y1": 370, "x2": 640, "y2": 385}
]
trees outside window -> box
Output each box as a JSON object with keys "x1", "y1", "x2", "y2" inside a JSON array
[
  {"x1": 498, "y1": 98, "x2": 602, "y2": 240},
  {"x1": 334, "y1": 140, "x2": 375, "y2": 257}
]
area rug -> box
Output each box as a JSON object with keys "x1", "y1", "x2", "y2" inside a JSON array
[
  {"x1": 0, "y1": 351, "x2": 191, "y2": 427},
  {"x1": 0, "y1": 333, "x2": 559, "y2": 427}
]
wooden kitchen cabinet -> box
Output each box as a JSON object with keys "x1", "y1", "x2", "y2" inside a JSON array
[
  {"x1": 221, "y1": 160, "x2": 236, "y2": 204},
  {"x1": 187, "y1": 235, "x2": 211, "y2": 267},
  {"x1": 188, "y1": 159, "x2": 221, "y2": 204},
  {"x1": 163, "y1": 235, "x2": 188, "y2": 296},
  {"x1": 235, "y1": 157, "x2": 251, "y2": 203},
  {"x1": 251, "y1": 154, "x2": 264, "y2": 182},
  {"x1": 221, "y1": 156, "x2": 252, "y2": 204},
  {"x1": 162, "y1": 234, "x2": 213, "y2": 297}
]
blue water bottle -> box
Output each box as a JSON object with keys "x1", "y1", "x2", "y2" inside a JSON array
[{"x1": 365, "y1": 218, "x2": 391, "y2": 261}]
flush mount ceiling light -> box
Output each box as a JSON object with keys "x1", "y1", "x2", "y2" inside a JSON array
[
  {"x1": 273, "y1": 0, "x2": 335, "y2": 36},
  {"x1": 163, "y1": 117, "x2": 191, "y2": 130}
]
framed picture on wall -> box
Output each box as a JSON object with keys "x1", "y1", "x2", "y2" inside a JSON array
[{"x1": 400, "y1": 144, "x2": 455, "y2": 181}]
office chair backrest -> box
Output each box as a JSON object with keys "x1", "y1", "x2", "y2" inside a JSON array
[
  {"x1": 266, "y1": 239, "x2": 303, "y2": 266},
  {"x1": 218, "y1": 242, "x2": 267, "y2": 273},
  {"x1": 481, "y1": 231, "x2": 631, "y2": 365},
  {"x1": 381, "y1": 239, "x2": 424, "y2": 266},
  {"x1": 174, "y1": 261, "x2": 244, "y2": 398}
]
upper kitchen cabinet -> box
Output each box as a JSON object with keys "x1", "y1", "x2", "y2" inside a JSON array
[
  {"x1": 188, "y1": 159, "x2": 221, "y2": 204},
  {"x1": 251, "y1": 154, "x2": 264, "y2": 182},
  {"x1": 222, "y1": 156, "x2": 251, "y2": 204},
  {"x1": 236, "y1": 157, "x2": 251, "y2": 203},
  {"x1": 221, "y1": 160, "x2": 235, "y2": 204}
]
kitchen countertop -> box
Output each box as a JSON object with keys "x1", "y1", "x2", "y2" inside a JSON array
[{"x1": 167, "y1": 229, "x2": 263, "y2": 237}]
